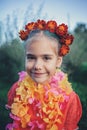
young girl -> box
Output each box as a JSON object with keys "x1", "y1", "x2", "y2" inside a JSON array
[{"x1": 6, "y1": 20, "x2": 82, "y2": 130}]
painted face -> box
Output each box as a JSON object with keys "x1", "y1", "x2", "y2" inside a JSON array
[{"x1": 25, "y1": 34, "x2": 62, "y2": 84}]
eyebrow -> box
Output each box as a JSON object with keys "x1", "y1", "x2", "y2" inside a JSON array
[
  {"x1": 26, "y1": 54, "x2": 36, "y2": 58},
  {"x1": 26, "y1": 54, "x2": 35, "y2": 56},
  {"x1": 26, "y1": 53, "x2": 54, "y2": 57}
]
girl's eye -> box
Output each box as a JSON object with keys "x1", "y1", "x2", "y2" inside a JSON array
[
  {"x1": 26, "y1": 54, "x2": 36, "y2": 60},
  {"x1": 44, "y1": 56, "x2": 51, "y2": 60}
]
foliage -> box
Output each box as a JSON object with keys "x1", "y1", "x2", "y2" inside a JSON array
[
  {"x1": 0, "y1": 82, "x2": 11, "y2": 130},
  {"x1": 63, "y1": 23, "x2": 87, "y2": 75},
  {"x1": 0, "y1": 39, "x2": 25, "y2": 84},
  {"x1": 71, "y1": 62, "x2": 87, "y2": 85}
]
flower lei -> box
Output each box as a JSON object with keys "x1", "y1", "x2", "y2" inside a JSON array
[
  {"x1": 19, "y1": 19, "x2": 74, "y2": 56},
  {"x1": 6, "y1": 70, "x2": 73, "y2": 130}
]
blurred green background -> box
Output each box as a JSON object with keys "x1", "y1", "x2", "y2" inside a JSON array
[{"x1": 0, "y1": 1, "x2": 87, "y2": 130}]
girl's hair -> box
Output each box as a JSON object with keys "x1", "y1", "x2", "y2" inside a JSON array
[
  {"x1": 25, "y1": 29, "x2": 61, "y2": 51},
  {"x1": 28, "y1": 29, "x2": 59, "y2": 40}
]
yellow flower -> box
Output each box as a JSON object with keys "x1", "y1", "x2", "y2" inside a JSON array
[
  {"x1": 50, "y1": 124, "x2": 58, "y2": 130},
  {"x1": 59, "y1": 74, "x2": 72, "y2": 94},
  {"x1": 34, "y1": 84, "x2": 45, "y2": 101},
  {"x1": 16, "y1": 86, "x2": 28, "y2": 101},
  {"x1": 21, "y1": 114, "x2": 31, "y2": 128},
  {"x1": 11, "y1": 102, "x2": 28, "y2": 117}
]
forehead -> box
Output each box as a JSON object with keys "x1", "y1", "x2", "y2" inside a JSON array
[{"x1": 25, "y1": 34, "x2": 59, "y2": 54}]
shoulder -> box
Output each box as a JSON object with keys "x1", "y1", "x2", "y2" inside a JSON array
[
  {"x1": 63, "y1": 91, "x2": 82, "y2": 129},
  {"x1": 7, "y1": 82, "x2": 19, "y2": 106},
  {"x1": 68, "y1": 91, "x2": 82, "y2": 117},
  {"x1": 69, "y1": 91, "x2": 82, "y2": 110}
]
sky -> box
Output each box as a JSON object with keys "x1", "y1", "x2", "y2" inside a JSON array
[{"x1": 0, "y1": 0, "x2": 87, "y2": 31}]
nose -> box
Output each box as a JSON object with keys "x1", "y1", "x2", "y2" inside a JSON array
[{"x1": 34, "y1": 59, "x2": 42, "y2": 70}]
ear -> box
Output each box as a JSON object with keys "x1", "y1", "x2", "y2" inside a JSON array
[{"x1": 56, "y1": 56, "x2": 63, "y2": 68}]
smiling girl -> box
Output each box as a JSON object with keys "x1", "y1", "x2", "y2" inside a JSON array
[{"x1": 6, "y1": 20, "x2": 82, "y2": 130}]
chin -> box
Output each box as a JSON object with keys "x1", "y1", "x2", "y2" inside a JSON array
[{"x1": 32, "y1": 78, "x2": 49, "y2": 85}]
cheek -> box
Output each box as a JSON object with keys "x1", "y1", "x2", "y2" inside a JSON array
[
  {"x1": 46, "y1": 61, "x2": 57, "y2": 71},
  {"x1": 25, "y1": 61, "x2": 33, "y2": 71},
  {"x1": 25, "y1": 61, "x2": 29, "y2": 71}
]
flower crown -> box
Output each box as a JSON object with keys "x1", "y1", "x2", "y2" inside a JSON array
[{"x1": 19, "y1": 19, "x2": 74, "y2": 56}]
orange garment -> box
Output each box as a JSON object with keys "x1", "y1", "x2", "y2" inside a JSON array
[{"x1": 7, "y1": 82, "x2": 82, "y2": 130}]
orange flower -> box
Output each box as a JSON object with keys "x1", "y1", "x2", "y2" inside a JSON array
[
  {"x1": 59, "y1": 45, "x2": 70, "y2": 56},
  {"x1": 11, "y1": 102, "x2": 28, "y2": 117},
  {"x1": 35, "y1": 19, "x2": 46, "y2": 30},
  {"x1": 46, "y1": 20, "x2": 57, "y2": 33},
  {"x1": 65, "y1": 34, "x2": 74, "y2": 45},
  {"x1": 21, "y1": 114, "x2": 31, "y2": 128},
  {"x1": 19, "y1": 30, "x2": 28, "y2": 40},
  {"x1": 25, "y1": 22, "x2": 35, "y2": 31},
  {"x1": 60, "y1": 34, "x2": 74, "y2": 45},
  {"x1": 56, "y1": 24, "x2": 68, "y2": 36}
]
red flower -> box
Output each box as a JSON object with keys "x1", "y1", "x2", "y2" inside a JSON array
[
  {"x1": 19, "y1": 30, "x2": 29, "y2": 40},
  {"x1": 59, "y1": 45, "x2": 70, "y2": 56},
  {"x1": 65, "y1": 34, "x2": 74, "y2": 45},
  {"x1": 35, "y1": 19, "x2": 46, "y2": 30},
  {"x1": 46, "y1": 20, "x2": 57, "y2": 33},
  {"x1": 25, "y1": 22, "x2": 35, "y2": 31},
  {"x1": 60, "y1": 34, "x2": 74, "y2": 45},
  {"x1": 56, "y1": 24, "x2": 68, "y2": 36}
]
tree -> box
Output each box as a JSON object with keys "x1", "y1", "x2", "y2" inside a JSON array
[
  {"x1": 0, "y1": 39, "x2": 24, "y2": 84},
  {"x1": 1, "y1": 1, "x2": 47, "y2": 44},
  {"x1": 63, "y1": 23, "x2": 87, "y2": 71}
]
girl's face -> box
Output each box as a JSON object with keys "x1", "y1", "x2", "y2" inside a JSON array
[{"x1": 25, "y1": 34, "x2": 62, "y2": 84}]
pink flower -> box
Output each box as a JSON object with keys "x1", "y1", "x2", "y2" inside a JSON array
[
  {"x1": 63, "y1": 94, "x2": 69, "y2": 102},
  {"x1": 6, "y1": 121, "x2": 20, "y2": 130},
  {"x1": 10, "y1": 113, "x2": 20, "y2": 121},
  {"x1": 18, "y1": 71, "x2": 27, "y2": 81},
  {"x1": 6, "y1": 123, "x2": 13, "y2": 130},
  {"x1": 59, "y1": 94, "x2": 69, "y2": 110},
  {"x1": 46, "y1": 88, "x2": 59, "y2": 96},
  {"x1": 55, "y1": 71, "x2": 65, "y2": 81},
  {"x1": 50, "y1": 71, "x2": 65, "y2": 87},
  {"x1": 28, "y1": 97, "x2": 35, "y2": 104},
  {"x1": 5, "y1": 104, "x2": 11, "y2": 109},
  {"x1": 28, "y1": 121, "x2": 45, "y2": 130}
]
